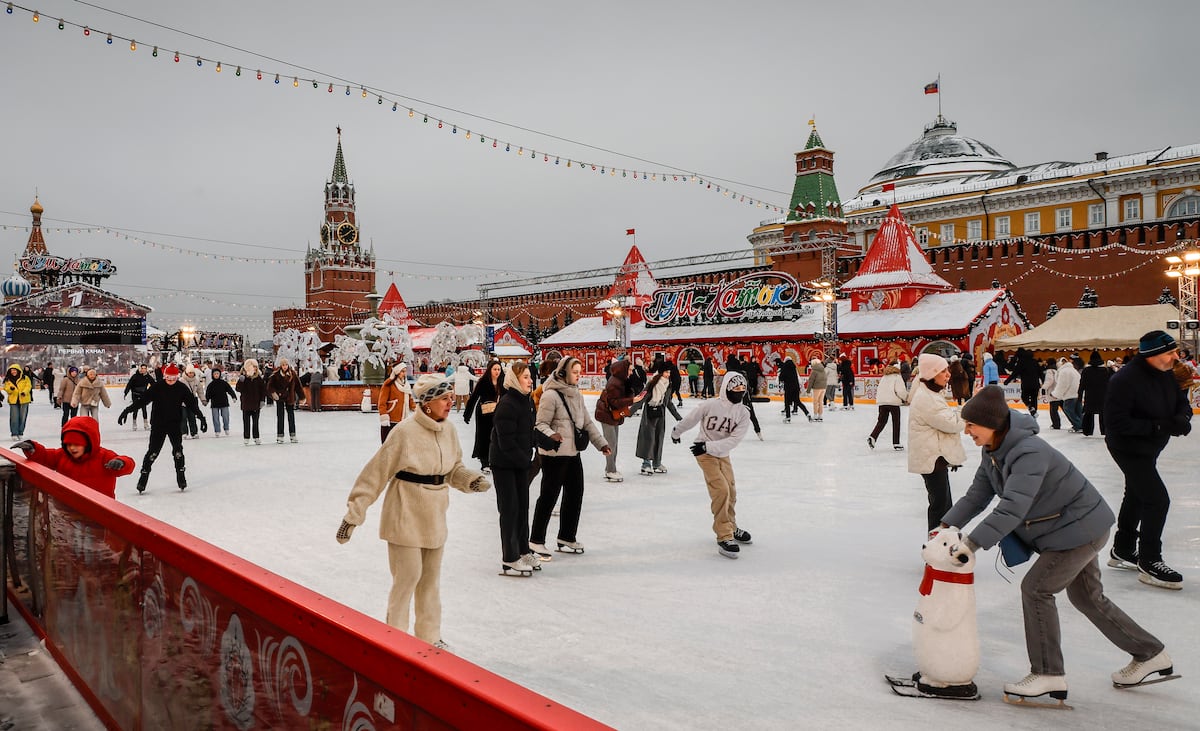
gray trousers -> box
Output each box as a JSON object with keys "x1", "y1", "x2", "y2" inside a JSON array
[
  {"x1": 601, "y1": 422, "x2": 619, "y2": 473},
  {"x1": 1021, "y1": 529, "x2": 1162, "y2": 675}
]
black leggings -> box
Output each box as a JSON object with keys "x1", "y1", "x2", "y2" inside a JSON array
[
  {"x1": 921, "y1": 457, "x2": 952, "y2": 532},
  {"x1": 870, "y1": 405, "x2": 901, "y2": 444},
  {"x1": 530, "y1": 455, "x2": 584, "y2": 544},
  {"x1": 242, "y1": 410, "x2": 260, "y2": 439}
]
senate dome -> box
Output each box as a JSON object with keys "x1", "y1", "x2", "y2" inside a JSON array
[{"x1": 860, "y1": 117, "x2": 1015, "y2": 194}]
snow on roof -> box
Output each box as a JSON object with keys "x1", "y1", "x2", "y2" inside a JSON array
[
  {"x1": 539, "y1": 289, "x2": 1007, "y2": 346},
  {"x1": 492, "y1": 344, "x2": 532, "y2": 357},
  {"x1": 841, "y1": 205, "x2": 953, "y2": 292}
]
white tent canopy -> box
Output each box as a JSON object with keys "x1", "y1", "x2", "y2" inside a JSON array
[{"x1": 995, "y1": 304, "x2": 1179, "y2": 350}]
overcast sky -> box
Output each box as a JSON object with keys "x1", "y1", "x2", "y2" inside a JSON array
[{"x1": 2, "y1": 0, "x2": 1198, "y2": 341}]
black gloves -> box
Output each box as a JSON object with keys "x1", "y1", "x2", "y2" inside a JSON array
[
  {"x1": 11, "y1": 440, "x2": 34, "y2": 453},
  {"x1": 671, "y1": 436, "x2": 681, "y2": 444},
  {"x1": 116, "y1": 408, "x2": 130, "y2": 426},
  {"x1": 1171, "y1": 416, "x2": 1192, "y2": 437},
  {"x1": 104, "y1": 458, "x2": 126, "y2": 471},
  {"x1": 690, "y1": 442, "x2": 707, "y2": 456},
  {"x1": 198, "y1": 414, "x2": 208, "y2": 433}
]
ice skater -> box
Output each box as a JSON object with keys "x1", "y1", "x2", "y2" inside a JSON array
[
  {"x1": 671, "y1": 371, "x2": 753, "y2": 559},
  {"x1": 117, "y1": 363, "x2": 207, "y2": 493},
  {"x1": 941, "y1": 386, "x2": 1175, "y2": 708}
]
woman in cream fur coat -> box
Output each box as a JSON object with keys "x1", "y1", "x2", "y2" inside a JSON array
[
  {"x1": 907, "y1": 353, "x2": 966, "y2": 531},
  {"x1": 337, "y1": 374, "x2": 491, "y2": 648}
]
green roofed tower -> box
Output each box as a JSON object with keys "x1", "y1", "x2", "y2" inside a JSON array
[{"x1": 786, "y1": 125, "x2": 843, "y2": 221}]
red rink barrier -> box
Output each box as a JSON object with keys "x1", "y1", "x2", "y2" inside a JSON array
[{"x1": 1, "y1": 450, "x2": 611, "y2": 730}]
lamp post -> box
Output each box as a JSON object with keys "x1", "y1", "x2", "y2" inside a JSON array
[
  {"x1": 1165, "y1": 250, "x2": 1200, "y2": 358},
  {"x1": 808, "y1": 279, "x2": 839, "y2": 359},
  {"x1": 178, "y1": 324, "x2": 197, "y2": 362},
  {"x1": 600, "y1": 296, "x2": 632, "y2": 356}
]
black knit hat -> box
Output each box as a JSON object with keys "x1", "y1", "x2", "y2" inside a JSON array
[
  {"x1": 1138, "y1": 330, "x2": 1177, "y2": 357},
  {"x1": 961, "y1": 385, "x2": 1011, "y2": 430}
]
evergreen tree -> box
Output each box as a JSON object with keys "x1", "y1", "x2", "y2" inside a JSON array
[
  {"x1": 1046, "y1": 302, "x2": 1060, "y2": 319},
  {"x1": 1157, "y1": 287, "x2": 1178, "y2": 306}
]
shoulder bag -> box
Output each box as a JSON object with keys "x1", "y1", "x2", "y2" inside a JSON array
[{"x1": 558, "y1": 392, "x2": 590, "y2": 451}]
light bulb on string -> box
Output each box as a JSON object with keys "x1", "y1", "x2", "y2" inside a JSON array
[
  {"x1": 493, "y1": 141, "x2": 497, "y2": 148},
  {"x1": 437, "y1": 120, "x2": 443, "y2": 128},
  {"x1": 196, "y1": 57, "x2": 202, "y2": 67},
  {"x1": 465, "y1": 131, "x2": 470, "y2": 139},
  {"x1": 256, "y1": 70, "x2": 261, "y2": 80},
  {"x1": 344, "y1": 85, "x2": 350, "y2": 95},
  {"x1": 361, "y1": 87, "x2": 367, "y2": 98},
  {"x1": 6, "y1": 4, "x2": 13, "y2": 15},
  {"x1": 83, "y1": 25, "x2": 90, "y2": 35},
  {"x1": 152, "y1": 46, "x2": 158, "y2": 57},
  {"x1": 31, "y1": 10, "x2": 38, "y2": 22},
  {"x1": 293, "y1": 77, "x2": 298, "y2": 87},
  {"x1": 452, "y1": 125, "x2": 457, "y2": 134},
  {"x1": 505, "y1": 144, "x2": 510, "y2": 152},
  {"x1": 57, "y1": 18, "x2": 63, "y2": 29},
  {"x1": 377, "y1": 95, "x2": 382, "y2": 104},
  {"x1": 423, "y1": 115, "x2": 428, "y2": 123},
  {"x1": 274, "y1": 73, "x2": 280, "y2": 84},
  {"x1": 328, "y1": 83, "x2": 333, "y2": 93},
  {"x1": 312, "y1": 79, "x2": 317, "y2": 88},
  {"x1": 215, "y1": 61, "x2": 222, "y2": 72},
  {"x1": 392, "y1": 102, "x2": 397, "y2": 111},
  {"x1": 174, "y1": 51, "x2": 180, "y2": 62},
  {"x1": 130, "y1": 40, "x2": 136, "y2": 51},
  {"x1": 106, "y1": 33, "x2": 113, "y2": 44},
  {"x1": 235, "y1": 66, "x2": 241, "y2": 76},
  {"x1": 408, "y1": 108, "x2": 414, "y2": 117}
]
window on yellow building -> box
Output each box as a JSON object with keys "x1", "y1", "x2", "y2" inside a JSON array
[
  {"x1": 1166, "y1": 195, "x2": 1200, "y2": 218},
  {"x1": 1123, "y1": 198, "x2": 1141, "y2": 221},
  {"x1": 916, "y1": 227, "x2": 930, "y2": 246},
  {"x1": 1088, "y1": 203, "x2": 1104, "y2": 227},
  {"x1": 995, "y1": 216, "x2": 1011, "y2": 238},
  {"x1": 940, "y1": 223, "x2": 955, "y2": 243},
  {"x1": 1024, "y1": 212, "x2": 1041, "y2": 235},
  {"x1": 967, "y1": 220, "x2": 982, "y2": 240},
  {"x1": 1056, "y1": 208, "x2": 1072, "y2": 231}
]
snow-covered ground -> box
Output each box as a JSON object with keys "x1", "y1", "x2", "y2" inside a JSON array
[{"x1": 17, "y1": 393, "x2": 1199, "y2": 730}]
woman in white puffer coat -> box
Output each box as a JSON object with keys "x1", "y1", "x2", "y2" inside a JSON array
[
  {"x1": 868, "y1": 363, "x2": 908, "y2": 450},
  {"x1": 907, "y1": 353, "x2": 967, "y2": 531}
]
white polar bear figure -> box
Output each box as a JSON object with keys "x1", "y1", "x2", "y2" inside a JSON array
[{"x1": 912, "y1": 527, "x2": 979, "y2": 689}]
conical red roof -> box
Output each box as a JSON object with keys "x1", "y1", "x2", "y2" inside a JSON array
[
  {"x1": 378, "y1": 282, "x2": 414, "y2": 325},
  {"x1": 840, "y1": 205, "x2": 952, "y2": 292},
  {"x1": 602, "y1": 245, "x2": 658, "y2": 307}
]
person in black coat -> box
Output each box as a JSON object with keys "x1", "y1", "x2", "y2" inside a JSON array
[
  {"x1": 702, "y1": 357, "x2": 715, "y2": 398},
  {"x1": 837, "y1": 356, "x2": 856, "y2": 409},
  {"x1": 204, "y1": 368, "x2": 238, "y2": 436},
  {"x1": 118, "y1": 363, "x2": 206, "y2": 493},
  {"x1": 778, "y1": 357, "x2": 810, "y2": 421},
  {"x1": 1077, "y1": 351, "x2": 1112, "y2": 437},
  {"x1": 1004, "y1": 348, "x2": 1043, "y2": 418},
  {"x1": 489, "y1": 362, "x2": 555, "y2": 574},
  {"x1": 1103, "y1": 331, "x2": 1193, "y2": 588},
  {"x1": 666, "y1": 359, "x2": 683, "y2": 407},
  {"x1": 464, "y1": 359, "x2": 505, "y2": 472},
  {"x1": 124, "y1": 363, "x2": 155, "y2": 429}
]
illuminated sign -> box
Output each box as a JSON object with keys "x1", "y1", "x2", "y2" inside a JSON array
[
  {"x1": 20, "y1": 255, "x2": 117, "y2": 278},
  {"x1": 642, "y1": 271, "x2": 813, "y2": 327}
]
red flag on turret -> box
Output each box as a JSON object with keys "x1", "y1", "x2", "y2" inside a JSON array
[
  {"x1": 626, "y1": 228, "x2": 636, "y2": 235},
  {"x1": 882, "y1": 183, "x2": 896, "y2": 192}
]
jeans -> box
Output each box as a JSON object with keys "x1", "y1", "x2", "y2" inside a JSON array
[
  {"x1": 8, "y1": 402, "x2": 29, "y2": 436},
  {"x1": 309, "y1": 384, "x2": 322, "y2": 411},
  {"x1": 1048, "y1": 400, "x2": 1064, "y2": 429},
  {"x1": 601, "y1": 423, "x2": 619, "y2": 473},
  {"x1": 1021, "y1": 529, "x2": 1162, "y2": 675},
  {"x1": 210, "y1": 406, "x2": 231, "y2": 433},
  {"x1": 61, "y1": 403, "x2": 78, "y2": 427},
  {"x1": 79, "y1": 404, "x2": 100, "y2": 420},
  {"x1": 275, "y1": 401, "x2": 296, "y2": 437},
  {"x1": 1062, "y1": 398, "x2": 1082, "y2": 430},
  {"x1": 242, "y1": 409, "x2": 260, "y2": 440},
  {"x1": 1109, "y1": 447, "x2": 1171, "y2": 562},
  {"x1": 180, "y1": 405, "x2": 198, "y2": 436}
]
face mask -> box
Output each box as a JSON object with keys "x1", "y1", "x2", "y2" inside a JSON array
[{"x1": 727, "y1": 389, "x2": 744, "y2": 404}]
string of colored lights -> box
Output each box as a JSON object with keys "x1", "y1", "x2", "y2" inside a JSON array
[{"x1": 3, "y1": 2, "x2": 792, "y2": 213}]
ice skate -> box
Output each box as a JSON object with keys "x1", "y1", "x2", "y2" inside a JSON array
[
  {"x1": 131, "y1": 419, "x2": 138, "y2": 431},
  {"x1": 1138, "y1": 559, "x2": 1182, "y2": 590},
  {"x1": 783, "y1": 416, "x2": 791, "y2": 423},
  {"x1": 244, "y1": 438, "x2": 251, "y2": 446},
  {"x1": 639, "y1": 464, "x2": 654, "y2": 476},
  {"x1": 893, "y1": 444, "x2": 905, "y2": 451},
  {"x1": 652, "y1": 465, "x2": 668, "y2": 474},
  {"x1": 143, "y1": 422, "x2": 150, "y2": 430},
  {"x1": 733, "y1": 528, "x2": 753, "y2": 545},
  {"x1": 136, "y1": 471, "x2": 149, "y2": 494},
  {"x1": 867, "y1": 436, "x2": 876, "y2": 449},
  {"x1": 290, "y1": 435, "x2": 298, "y2": 443},
  {"x1": 1002, "y1": 673, "x2": 1071, "y2": 709},
  {"x1": 1112, "y1": 650, "x2": 1179, "y2": 688},
  {"x1": 529, "y1": 542, "x2": 553, "y2": 561},
  {"x1": 254, "y1": 438, "x2": 261, "y2": 445},
  {"x1": 277, "y1": 436, "x2": 285, "y2": 444},
  {"x1": 604, "y1": 471, "x2": 623, "y2": 483},
  {"x1": 176, "y1": 471, "x2": 187, "y2": 490},
  {"x1": 717, "y1": 540, "x2": 740, "y2": 559},
  {"x1": 1107, "y1": 546, "x2": 1138, "y2": 571},
  {"x1": 755, "y1": 430, "x2": 763, "y2": 441},
  {"x1": 556, "y1": 540, "x2": 585, "y2": 554},
  {"x1": 519, "y1": 553, "x2": 543, "y2": 571},
  {"x1": 499, "y1": 559, "x2": 532, "y2": 577},
  {"x1": 885, "y1": 672, "x2": 980, "y2": 700}
]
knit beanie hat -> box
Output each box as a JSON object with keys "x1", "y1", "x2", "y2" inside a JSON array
[
  {"x1": 413, "y1": 374, "x2": 453, "y2": 403},
  {"x1": 917, "y1": 353, "x2": 949, "y2": 381},
  {"x1": 1138, "y1": 330, "x2": 1177, "y2": 357},
  {"x1": 961, "y1": 385, "x2": 1011, "y2": 430},
  {"x1": 163, "y1": 364, "x2": 180, "y2": 377},
  {"x1": 1088, "y1": 351, "x2": 1104, "y2": 366}
]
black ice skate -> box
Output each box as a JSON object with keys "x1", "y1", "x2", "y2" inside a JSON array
[
  {"x1": 717, "y1": 540, "x2": 740, "y2": 559},
  {"x1": 733, "y1": 528, "x2": 753, "y2": 545},
  {"x1": 136, "y1": 471, "x2": 150, "y2": 494},
  {"x1": 1138, "y1": 559, "x2": 1182, "y2": 590},
  {"x1": 1107, "y1": 546, "x2": 1138, "y2": 571},
  {"x1": 885, "y1": 673, "x2": 980, "y2": 701}
]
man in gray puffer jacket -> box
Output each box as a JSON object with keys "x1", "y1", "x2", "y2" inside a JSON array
[{"x1": 941, "y1": 386, "x2": 1173, "y2": 706}]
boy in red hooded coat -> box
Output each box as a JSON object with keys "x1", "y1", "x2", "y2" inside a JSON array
[{"x1": 13, "y1": 416, "x2": 135, "y2": 498}]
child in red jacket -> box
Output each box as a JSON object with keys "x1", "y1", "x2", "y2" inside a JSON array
[{"x1": 13, "y1": 416, "x2": 135, "y2": 498}]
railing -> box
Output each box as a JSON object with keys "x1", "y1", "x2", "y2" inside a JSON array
[{"x1": 0, "y1": 451, "x2": 610, "y2": 731}]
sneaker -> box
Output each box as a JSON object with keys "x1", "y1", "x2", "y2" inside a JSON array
[
  {"x1": 639, "y1": 464, "x2": 654, "y2": 476},
  {"x1": 1112, "y1": 650, "x2": 1173, "y2": 686},
  {"x1": 224, "y1": 431, "x2": 231, "y2": 437},
  {"x1": 529, "y1": 542, "x2": 553, "y2": 560},
  {"x1": 1138, "y1": 559, "x2": 1183, "y2": 590},
  {"x1": 1107, "y1": 546, "x2": 1138, "y2": 571},
  {"x1": 867, "y1": 436, "x2": 876, "y2": 449},
  {"x1": 604, "y1": 471, "x2": 623, "y2": 482},
  {"x1": 1003, "y1": 673, "x2": 1068, "y2": 700},
  {"x1": 814, "y1": 417, "x2": 823, "y2": 422},
  {"x1": 733, "y1": 528, "x2": 753, "y2": 545},
  {"x1": 652, "y1": 465, "x2": 668, "y2": 474},
  {"x1": 717, "y1": 540, "x2": 740, "y2": 559}
]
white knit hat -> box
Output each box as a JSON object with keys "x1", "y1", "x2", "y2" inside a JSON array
[
  {"x1": 413, "y1": 374, "x2": 453, "y2": 403},
  {"x1": 917, "y1": 353, "x2": 949, "y2": 380}
]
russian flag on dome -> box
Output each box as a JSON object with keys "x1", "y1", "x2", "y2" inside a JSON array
[{"x1": 923, "y1": 79, "x2": 939, "y2": 95}]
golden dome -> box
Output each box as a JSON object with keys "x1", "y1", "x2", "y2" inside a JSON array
[{"x1": 30, "y1": 197, "x2": 43, "y2": 215}]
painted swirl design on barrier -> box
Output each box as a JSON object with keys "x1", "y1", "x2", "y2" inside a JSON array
[
  {"x1": 341, "y1": 675, "x2": 377, "y2": 731},
  {"x1": 257, "y1": 631, "x2": 313, "y2": 718},
  {"x1": 220, "y1": 614, "x2": 256, "y2": 730},
  {"x1": 180, "y1": 576, "x2": 218, "y2": 656}
]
